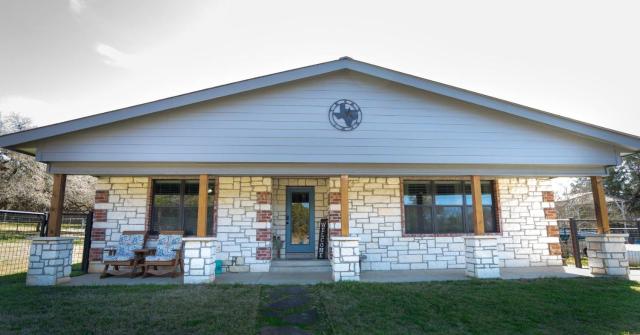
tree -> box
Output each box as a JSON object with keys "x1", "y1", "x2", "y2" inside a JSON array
[
  {"x1": 0, "y1": 112, "x2": 96, "y2": 212},
  {"x1": 558, "y1": 154, "x2": 640, "y2": 220},
  {"x1": 605, "y1": 153, "x2": 640, "y2": 219}
]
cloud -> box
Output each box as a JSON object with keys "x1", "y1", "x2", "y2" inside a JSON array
[
  {"x1": 95, "y1": 43, "x2": 130, "y2": 68},
  {"x1": 69, "y1": 0, "x2": 87, "y2": 14}
]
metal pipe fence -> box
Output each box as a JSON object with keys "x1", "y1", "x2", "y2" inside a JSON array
[
  {"x1": 0, "y1": 210, "x2": 92, "y2": 276},
  {"x1": 557, "y1": 218, "x2": 640, "y2": 267}
]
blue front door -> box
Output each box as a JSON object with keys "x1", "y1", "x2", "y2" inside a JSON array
[{"x1": 286, "y1": 187, "x2": 315, "y2": 254}]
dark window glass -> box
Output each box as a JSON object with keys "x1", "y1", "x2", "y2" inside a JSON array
[
  {"x1": 404, "y1": 180, "x2": 498, "y2": 234},
  {"x1": 151, "y1": 179, "x2": 216, "y2": 236},
  {"x1": 435, "y1": 206, "x2": 464, "y2": 233}
]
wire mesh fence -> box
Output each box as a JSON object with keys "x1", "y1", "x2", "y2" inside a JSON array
[
  {"x1": 0, "y1": 210, "x2": 92, "y2": 276},
  {"x1": 558, "y1": 218, "x2": 640, "y2": 267}
]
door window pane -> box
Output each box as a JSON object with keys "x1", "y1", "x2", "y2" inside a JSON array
[{"x1": 290, "y1": 191, "x2": 310, "y2": 245}]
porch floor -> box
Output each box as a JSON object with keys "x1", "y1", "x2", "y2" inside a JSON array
[{"x1": 63, "y1": 267, "x2": 640, "y2": 286}]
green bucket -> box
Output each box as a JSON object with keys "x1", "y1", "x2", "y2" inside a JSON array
[{"x1": 215, "y1": 260, "x2": 223, "y2": 275}]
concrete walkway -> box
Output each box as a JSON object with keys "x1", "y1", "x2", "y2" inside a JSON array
[{"x1": 64, "y1": 267, "x2": 640, "y2": 286}]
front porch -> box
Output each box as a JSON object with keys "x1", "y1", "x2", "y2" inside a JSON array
[
  {"x1": 28, "y1": 173, "x2": 631, "y2": 286},
  {"x1": 64, "y1": 266, "x2": 639, "y2": 286}
]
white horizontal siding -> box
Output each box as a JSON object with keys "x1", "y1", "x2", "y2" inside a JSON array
[{"x1": 36, "y1": 72, "x2": 619, "y2": 166}]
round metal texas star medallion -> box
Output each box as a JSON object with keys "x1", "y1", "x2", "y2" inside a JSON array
[{"x1": 328, "y1": 99, "x2": 362, "y2": 131}]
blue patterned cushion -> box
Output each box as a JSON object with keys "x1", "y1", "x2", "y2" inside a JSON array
[
  {"x1": 114, "y1": 233, "x2": 145, "y2": 259},
  {"x1": 155, "y1": 234, "x2": 182, "y2": 259},
  {"x1": 145, "y1": 255, "x2": 175, "y2": 262}
]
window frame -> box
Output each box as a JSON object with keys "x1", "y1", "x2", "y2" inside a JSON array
[
  {"x1": 148, "y1": 177, "x2": 217, "y2": 237},
  {"x1": 400, "y1": 178, "x2": 500, "y2": 237}
]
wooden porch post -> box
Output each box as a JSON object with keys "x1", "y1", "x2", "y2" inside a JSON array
[
  {"x1": 48, "y1": 174, "x2": 67, "y2": 237},
  {"x1": 591, "y1": 176, "x2": 610, "y2": 234},
  {"x1": 197, "y1": 174, "x2": 209, "y2": 237},
  {"x1": 470, "y1": 175, "x2": 485, "y2": 235},
  {"x1": 340, "y1": 175, "x2": 349, "y2": 237}
]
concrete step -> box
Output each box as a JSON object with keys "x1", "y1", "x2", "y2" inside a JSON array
[
  {"x1": 285, "y1": 252, "x2": 315, "y2": 260},
  {"x1": 270, "y1": 260, "x2": 331, "y2": 273}
]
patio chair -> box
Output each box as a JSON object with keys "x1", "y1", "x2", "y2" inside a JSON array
[
  {"x1": 142, "y1": 230, "x2": 184, "y2": 278},
  {"x1": 101, "y1": 231, "x2": 148, "y2": 278}
]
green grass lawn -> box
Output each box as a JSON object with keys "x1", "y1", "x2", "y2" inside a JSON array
[{"x1": 1, "y1": 273, "x2": 639, "y2": 334}]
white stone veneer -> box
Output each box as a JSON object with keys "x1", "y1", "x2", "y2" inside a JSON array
[
  {"x1": 586, "y1": 234, "x2": 630, "y2": 277},
  {"x1": 497, "y1": 178, "x2": 562, "y2": 267},
  {"x1": 216, "y1": 176, "x2": 272, "y2": 272},
  {"x1": 465, "y1": 236, "x2": 500, "y2": 278},
  {"x1": 183, "y1": 237, "x2": 216, "y2": 284},
  {"x1": 330, "y1": 236, "x2": 360, "y2": 281},
  {"x1": 350, "y1": 177, "x2": 561, "y2": 271},
  {"x1": 93, "y1": 177, "x2": 148, "y2": 246},
  {"x1": 27, "y1": 237, "x2": 74, "y2": 286},
  {"x1": 89, "y1": 175, "x2": 561, "y2": 273}
]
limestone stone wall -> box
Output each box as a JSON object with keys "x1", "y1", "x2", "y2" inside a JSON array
[
  {"x1": 496, "y1": 178, "x2": 562, "y2": 267},
  {"x1": 216, "y1": 176, "x2": 272, "y2": 272},
  {"x1": 272, "y1": 177, "x2": 328, "y2": 258},
  {"x1": 88, "y1": 175, "x2": 561, "y2": 274},
  {"x1": 350, "y1": 177, "x2": 562, "y2": 271},
  {"x1": 349, "y1": 177, "x2": 467, "y2": 270},
  {"x1": 88, "y1": 176, "x2": 149, "y2": 271}
]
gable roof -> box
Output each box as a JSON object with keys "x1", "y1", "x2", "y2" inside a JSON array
[{"x1": 2, "y1": 56, "x2": 640, "y2": 153}]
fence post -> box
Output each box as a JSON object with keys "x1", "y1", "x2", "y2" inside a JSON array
[
  {"x1": 81, "y1": 211, "x2": 94, "y2": 273},
  {"x1": 569, "y1": 217, "x2": 582, "y2": 268},
  {"x1": 39, "y1": 212, "x2": 49, "y2": 237}
]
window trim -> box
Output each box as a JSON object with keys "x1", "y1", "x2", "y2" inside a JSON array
[
  {"x1": 400, "y1": 177, "x2": 501, "y2": 237},
  {"x1": 145, "y1": 176, "x2": 218, "y2": 237}
]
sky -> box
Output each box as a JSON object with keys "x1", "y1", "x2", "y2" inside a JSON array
[{"x1": 1, "y1": 0, "x2": 639, "y2": 192}]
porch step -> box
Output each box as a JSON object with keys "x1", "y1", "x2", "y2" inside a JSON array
[
  {"x1": 285, "y1": 252, "x2": 315, "y2": 260},
  {"x1": 270, "y1": 260, "x2": 331, "y2": 273}
]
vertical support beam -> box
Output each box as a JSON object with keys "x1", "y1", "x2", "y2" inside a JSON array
[
  {"x1": 590, "y1": 176, "x2": 610, "y2": 234},
  {"x1": 197, "y1": 174, "x2": 209, "y2": 237},
  {"x1": 569, "y1": 218, "x2": 582, "y2": 268},
  {"x1": 340, "y1": 175, "x2": 349, "y2": 237},
  {"x1": 470, "y1": 175, "x2": 485, "y2": 235},
  {"x1": 48, "y1": 174, "x2": 66, "y2": 237}
]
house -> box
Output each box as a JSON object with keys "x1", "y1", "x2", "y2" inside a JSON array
[{"x1": 1, "y1": 57, "x2": 638, "y2": 285}]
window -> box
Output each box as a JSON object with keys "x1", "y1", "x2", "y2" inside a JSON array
[
  {"x1": 403, "y1": 180, "x2": 497, "y2": 234},
  {"x1": 151, "y1": 180, "x2": 215, "y2": 236}
]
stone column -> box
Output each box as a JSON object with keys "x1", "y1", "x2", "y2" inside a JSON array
[
  {"x1": 27, "y1": 237, "x2": 74, "y2": 286},
  {"x1": 330, "y1": 236, "x2": 360, "y2": 281},
  {"x1": 464, "y1": 236, "x2": 500, "y2": 279},
  {"x1": 183, "y1": 237, "x2": 216, "y2": 284},
  {"x1": 586, "y1": 234, "x2": 629, "y2": 277}
]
